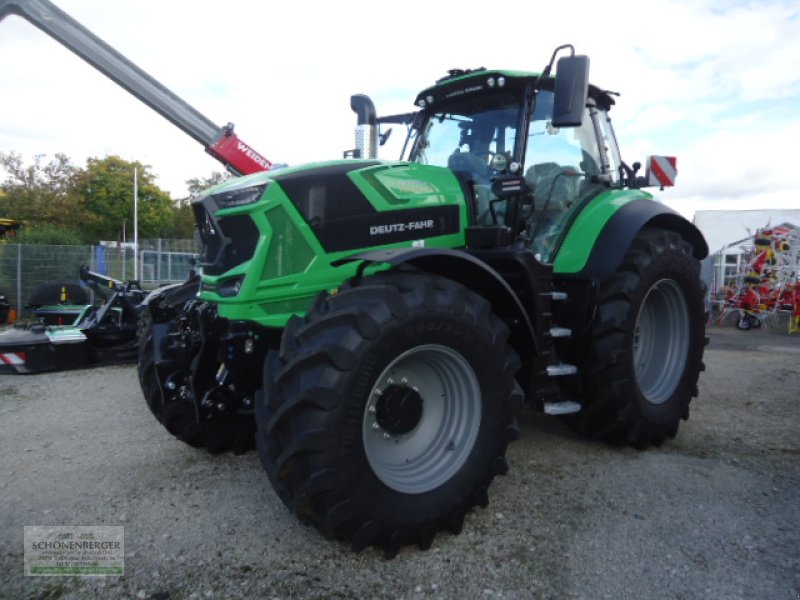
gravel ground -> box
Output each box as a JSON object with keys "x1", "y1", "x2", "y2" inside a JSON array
[{"x1": 1, "y1": 320, "x2": 798, "y2": 599}]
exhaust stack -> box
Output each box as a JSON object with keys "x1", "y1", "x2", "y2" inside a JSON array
[{"x1": 350, "y1": 94, "x2": 377, "y2": 159}]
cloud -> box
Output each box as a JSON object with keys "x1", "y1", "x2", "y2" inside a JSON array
[{"x1": 0, "y1": 0, "x2": 798, "y2": 215}]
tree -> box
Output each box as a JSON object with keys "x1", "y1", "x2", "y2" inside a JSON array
[
  {"x1": 167, "y1": 170, "x2": 232, "y2": 239},
  {"x1": 0, "y1": 151, "x2": 77, "y2": 196},
  {"x1": 71, "y1": 155, "x2": 174, "y2": 242},
  {"x1": 0, "y1": 151, "x2": 86, "y2": 242},
  {"x1": 17, "y1": 223, "x2": 85, "y2": 245},
  {"x1": 161, "y1": 198, "x2": 194, "y2": 239},
  {"x1": 1, "y1": 152, "x2": 203, "y2": 244},
  {"x1": 185, "y1": 171, "x2": 230, "y2": 198}
]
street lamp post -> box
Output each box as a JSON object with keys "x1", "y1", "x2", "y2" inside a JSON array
[{"x1": 133, "y1": 168, "x2": 139, "y2": 282}]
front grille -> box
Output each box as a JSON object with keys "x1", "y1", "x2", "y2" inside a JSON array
[
  {"x1": 216, "y1": 215, "x2": 259, "y2": 274},
  {"x1": 193, "y1": 203, "x2": 260, "y2": 276}
]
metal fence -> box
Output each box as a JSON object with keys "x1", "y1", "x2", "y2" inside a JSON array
[{"x1": 0, "y1": 239, "x2": 197, "y2": 319}]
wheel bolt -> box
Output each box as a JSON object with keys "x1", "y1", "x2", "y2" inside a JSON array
[
  {"x1": 400, "y1": 377, "x2": 409, "y2": 385},
  {"x1": 372, "y1": 422, "x2": 380, "y2": 430},
  {"x1": 383, "y1": 433, "x2": 391, "y2": 440},
  {"x1": 368, "y1": 405, "x2": 376, "y2": 414}
]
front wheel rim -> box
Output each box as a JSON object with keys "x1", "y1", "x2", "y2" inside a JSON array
[
  {"x1": 633, "y1": 279, "x2": 691, "y2": 405},
  {"x1": 362, "y1": 344, "x2": 481, "y2": 494}
]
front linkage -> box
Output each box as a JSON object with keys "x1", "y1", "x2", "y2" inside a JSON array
[{"x1": 138, "y1": 278, "x2": 275, "y2": 454}]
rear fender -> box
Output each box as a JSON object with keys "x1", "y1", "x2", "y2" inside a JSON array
[{"x1": 554, "y1": 197, "x2": 708, "y2": 282}]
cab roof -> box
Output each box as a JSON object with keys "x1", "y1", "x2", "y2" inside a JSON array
[{"x1": 415, "y1": 68, "x2": 616, "y2": 111}]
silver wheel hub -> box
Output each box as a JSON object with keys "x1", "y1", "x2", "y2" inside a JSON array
[
  {"x1": 362, "y1": 344, "x2": 481, "y2": 494},
  {"x1": 633, "y1": 278, "x2": 691, "y2": 404}
]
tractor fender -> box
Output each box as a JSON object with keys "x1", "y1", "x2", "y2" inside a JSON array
[
  {"x1": 140, "y1": 277, "x2": 200, "y2": 309},
  {"x1": 334, "y1": 247, "x2": 537, "y2": 357},
  {"x1": 555, "y1": 197, "x2": 708, "y2": 282},
  {"x1": 140, "y1": 282, "x2": 181, "y2": 308}
]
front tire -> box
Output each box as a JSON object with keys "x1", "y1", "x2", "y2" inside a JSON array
[
  {"x1": 255, "y1": 272, "x2": 522, "y2": 556},
  {"x1": 567, "y1": 228, "x2": 706, "y2": 448},
  {"x1": 137, "y1": 282, "x2": 254, "y2": 454}
]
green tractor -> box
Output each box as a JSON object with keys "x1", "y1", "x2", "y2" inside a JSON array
[{"x1": 139, "y1": 47, "x2": 707, "y2": 556}]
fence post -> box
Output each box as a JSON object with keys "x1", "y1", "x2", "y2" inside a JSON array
[
  {"x1": 16, "y1": 244, "x2": 22, "y2": 315},
  {"x1": 157, "y1": 238, "x2": 163, "y2": 285},
  {"x1": 89, "y1": 245, "x2": 96, "y2": 305}
]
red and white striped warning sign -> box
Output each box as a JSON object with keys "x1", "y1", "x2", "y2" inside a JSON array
[
  {"x1": 646, "y1": 155, "x2": 677, "y2": 187},
  {"x1": 0, "y1": 352, "x2": 25, "y2": 365}
]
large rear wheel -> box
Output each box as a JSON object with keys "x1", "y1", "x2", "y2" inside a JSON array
[
  {"x1": 255, "y1": 272, "x2": 522, "y2": 556},
  {"x1": 566, "y1": 228, "x2": 706, "y2": 448}
]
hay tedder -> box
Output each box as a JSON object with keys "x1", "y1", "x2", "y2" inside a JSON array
[{"x1": 717, "y1": 224, "x2": 800, "y2": 333}]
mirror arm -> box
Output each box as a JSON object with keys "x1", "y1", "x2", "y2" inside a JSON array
[{"x1": 541, "y1": 44, "x2": 576, "y2": 80}]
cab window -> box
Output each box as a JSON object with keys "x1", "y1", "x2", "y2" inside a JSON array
[{"x1": 524, "y1": 91, "x2": 604, "y2": 263}]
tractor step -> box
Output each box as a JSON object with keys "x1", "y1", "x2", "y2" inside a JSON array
[
  {"x1": 548, "y1": 326, "x2": 571, "y2": 338},
  {"x1": 546, "y1": 363, "x2": 578, "y2": 377},
  {"x1": 543, "y1": 400, "x2": 582, "y2": 415}
]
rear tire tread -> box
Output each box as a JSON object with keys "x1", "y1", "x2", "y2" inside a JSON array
[{"x1": 564, "y1": 228, "x2": 705, "y2": 447}]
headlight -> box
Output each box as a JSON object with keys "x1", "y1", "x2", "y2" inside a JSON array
[
  {"x1": 212, "y1": 183, "x2": 267, "y2": 208},
  {"x1": 218, "y1": 275, "x2": 245, "y2": 297}
]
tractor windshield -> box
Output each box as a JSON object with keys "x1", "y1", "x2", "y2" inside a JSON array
[
  {"x1": 409, "y1": 92, "x2": 522, "y2": 224},
  {"x1": 410, "y1": 92, "x2": 520, "y2": 169}
]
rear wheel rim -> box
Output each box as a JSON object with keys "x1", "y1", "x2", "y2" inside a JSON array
[
  {"x1": 362, "y1": 344, "x2": 481, "y2": 494},
  {"x1": 633, "y1": 279, "x2": 690, "y2": 405}
]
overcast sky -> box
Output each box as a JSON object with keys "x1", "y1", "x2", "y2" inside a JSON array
[{"x1": 1, "y1": 0, "x2": 798, "y2": 220}]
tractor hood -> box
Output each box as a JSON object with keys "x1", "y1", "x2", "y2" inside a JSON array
[{"x1": 192, "y1": 160, "x2": 467, "y2": 280}]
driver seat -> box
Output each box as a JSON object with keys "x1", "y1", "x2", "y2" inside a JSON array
[{"x1": 525, "y1": 162, "x2": 575, "y2": 211}]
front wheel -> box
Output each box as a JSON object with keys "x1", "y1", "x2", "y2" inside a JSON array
[
  {"x1": 565, "y1": 228, "x2": 706, "y2": 448},
  {"x1": 137, "y1": 281, "x2": 254, "y2": 454},
  {"x1": 255, "y1": 272, "x2": 522, "y2": 556}
]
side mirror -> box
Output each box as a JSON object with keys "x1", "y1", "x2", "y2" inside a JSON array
[{"x1": 551, "y1": 55, "x2": 590, "y2": 128}]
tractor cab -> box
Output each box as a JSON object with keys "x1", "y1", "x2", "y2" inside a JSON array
[{"x1": 403, "y1": 63, "x2": 623, "y2": 262}]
